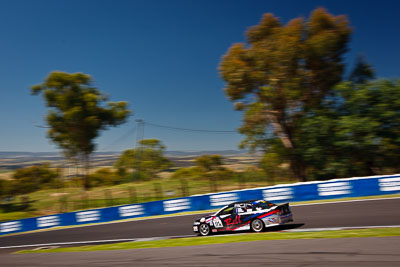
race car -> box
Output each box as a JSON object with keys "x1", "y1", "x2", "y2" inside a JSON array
[{"x1": 193, "y1": 199, "x2": 293, "y2": 236}]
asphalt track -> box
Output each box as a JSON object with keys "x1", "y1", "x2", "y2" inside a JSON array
[
  {"x1": 1, "y1": 198, "x2": 400, "y2": 249},
  {"x1": 2, "y1": 237, "x2": 400, "y2": 266}
]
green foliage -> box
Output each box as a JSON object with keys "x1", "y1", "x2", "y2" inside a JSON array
[
  {"x1": 219, "y1": 8, "x2": 351, "y2": 181},
  {"x1": 195, "y1": 155, "x2": 223, "y2": 172},
  {"x1": 349, "y1": 55, "x2": 375, "y2": 84},
  {"x1": 10, "y1": 164, "x2": 60, "y2": 195},
  {"x1": 88, "y1": 168, "x2": 124, "y2": 187},
  {"x1": 171, "y1": 167, "x2": 202, "y2": 180},
  {"x1": 114, "y1": 139, "x2": 172, "y2": 180},
  {"x1": 298, "y1": 79, "x2": 400, "y2": 179},
  {"x1": 31, "y1": 71, "x2": 131, "y2": 189}
]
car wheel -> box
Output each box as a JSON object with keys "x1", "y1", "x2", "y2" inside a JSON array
[
  {"x1": 251, "y1": 219, "x2": 264, "y2": 232},
  {"x1": 199, "y1": 223, "x2": 211, "y2": 236}
]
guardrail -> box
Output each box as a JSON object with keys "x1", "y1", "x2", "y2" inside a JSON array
[{"x1": 1, "y1": 174, "x2": 399, "y2": 235}]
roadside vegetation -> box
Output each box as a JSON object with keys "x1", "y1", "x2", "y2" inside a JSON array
[{"x1": 0, "y1": 150, "x2": 295, "y2": 221}]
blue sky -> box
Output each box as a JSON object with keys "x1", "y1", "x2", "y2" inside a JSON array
[{"x1": 0, "y1": 0, "x2": 399, "y2": 152}]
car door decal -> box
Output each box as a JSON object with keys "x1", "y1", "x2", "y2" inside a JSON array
[
  {"x1": 213, "y1": 217, "x2": 223, "y2": 228},
  {"x1": 224, "y1": 215, "x2": 241, "y2": 227}
]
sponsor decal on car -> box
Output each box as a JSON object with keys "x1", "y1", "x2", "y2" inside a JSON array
[
  {"x1": 0, "y1": 221, "x2": 21, "y2": 233},
  {"x1": 37, "y1": 215, "x2": 60, "y2": 228},
  {"x1": 76, "y1": 210, "x2": 101, "y2": 223},
  {"x1": 209, "y1": 193, "x2": 239, "y2": 206},
  {"x1": 213, "y1": 217, "x2": 223, "y2": 228},
  {"x1": 317, "y1": 182, "x2": 352, "y2": 196},
  {"x1": 263, "y1": 187, "x2": 293, "y2": 201},
  {"x1": 379, "y1": 177, "x2": 400, "y2": 192},
  {"x1": 224, "y1": 215, "x2": 241, "y2": 226},
  {"x1": 119, "y1": 205, "x2": 144, "y2": 217},
  {"x1": 163, "y1": 199, "x2": 191, "y2": 212}
]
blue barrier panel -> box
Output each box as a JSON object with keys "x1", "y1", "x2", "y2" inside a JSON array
[
  {"x1": 191, "y1": 195, "x2": 211, "y2": 211},
  {"x1": 375, "y1": 175, "x2": 400, "y2": 195},
  {"x1": 208, "y1": 192, "x2": 240, "y2": 208},
  {"x1": 162, "y1": 197, "x2": 192, "y2": 215},
  {"x1": 259, "y1": 186, "x2": 295, "y2": 203},
  {"x1": 144, "y1": 200, "x2": 164, "y2": 216},
  {"x1": 74, "y1": 209, "x2": 103, "y2": 225},
  {"x1": 61, "y1": 211, "x2": 77, "y2": 226},
  {"x1": 101, "y1": 206, "x2": 119, "y2": 222},
  {"x1": 351, "y1": 177, "x2": 380, "y2": 197},
  {"x1": 35, "y1": 215, "x2": 61, "y2": 230},
  {"x1": 117, "y1": 203, "x2": 146, "y2": 219},
  {"x1": 0, "y1": 219, "x2": 23, "y2": 235},
  {"x1": 293, "y1": 183, "x2": 317, "y2": 201}
]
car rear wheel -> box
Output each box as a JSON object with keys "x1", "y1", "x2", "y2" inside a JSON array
[
  {"x1": 199, "y1": 223, "x2": 211, "y2": 236},
  {"x1": 251, "y1": 219, "x2": 264, "y2": 232}
]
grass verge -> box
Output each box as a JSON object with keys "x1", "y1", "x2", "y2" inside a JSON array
[{"x1": 15, "y1": 227, "x2": 400, "y2": 254}]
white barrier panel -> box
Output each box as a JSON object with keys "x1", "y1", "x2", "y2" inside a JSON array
[
  {"x1": 318, "y1": 182, "x2": 352, "y2": 196},
  {"x1": 379, "y1": 177, "x2": 400, "y2": 191},
  {"x1": 210, "y1": 193, "x2": 239, "y2": 206},
  {"x1": 263, "y1": 187, "x2": 293, "y2": 201},
  {"x1": 37, "y1": 215, "x2": 60, "y2": 228},
  {"x1": 163, "y1": 199, "x2": 190, "y2": 212},
  {"x1": 0, "y1": 221, "x2": 21, "y2": 233},
  {"x1": 76, "y1": 210, "x2": 100, "y2": 222},
  {"x1": 119, "y1": 205, "x2": 145, "y2": 217}
]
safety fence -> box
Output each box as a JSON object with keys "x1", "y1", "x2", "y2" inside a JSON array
[{"x1": 1, "y1": 174, "x2": 399, "y2": 235}]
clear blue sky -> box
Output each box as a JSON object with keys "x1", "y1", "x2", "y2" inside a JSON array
[{"x1": 0, "y1": 0, "x2": 399, "y2": 152}]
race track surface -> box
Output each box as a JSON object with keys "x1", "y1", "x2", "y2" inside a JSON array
[
  {"x1": 1, "y1": 198, "x2": 400, "y2": 249},
  {"x1": 2, "y1": 237, "x2": 400, "y2": 266}
]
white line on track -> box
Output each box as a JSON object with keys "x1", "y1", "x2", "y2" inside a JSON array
[
  {"x1": 284, "y1": 225, "x2": 400, "y2": 232},
  {"x1": 0, "y1": 234, "x2": 194, "y2": 250}
]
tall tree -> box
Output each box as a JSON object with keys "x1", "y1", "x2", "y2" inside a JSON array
[
  {"x1": 31, "y1": 72, "x2": 130, "y2": 190},
  {"x1": 219, "y1": 8, "x2": 351, "y2": 181}
]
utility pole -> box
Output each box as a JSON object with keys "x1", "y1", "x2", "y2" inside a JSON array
[
  {"x1": 135, "y1": 119, "x2": 144, "y2": 149},
  {"x1": 135, "y1": 119, "x2": 144, "y2": 180}
]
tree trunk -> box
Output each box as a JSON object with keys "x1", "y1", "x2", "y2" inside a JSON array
[
  {"x1": 289, "y1": 155, "x2": 307, "y2": 182},
  {"x1": 264, "y1": 110, "x2": 308, "y2": 182},
  {"x1": 82, "y1": 154, "x2": 91, "y2": 190}
]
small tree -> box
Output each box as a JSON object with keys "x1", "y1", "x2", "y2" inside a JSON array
[
  {"x1": 114, "y1": 139, "x2": 172, "y2": 180},
  {"x1": 12, "y1": 163, "x2": 60, "y2": 195},
  {"x1": 31, "y1": 72, "x2": 131, "y2": 190},
  {"x1": 195, "y1": 155, "x2": 223, "y2": 172}
]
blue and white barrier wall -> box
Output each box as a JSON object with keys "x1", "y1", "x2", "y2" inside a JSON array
[{"x1": 1, "y1": 174, "x2": 400, "y2": 235}]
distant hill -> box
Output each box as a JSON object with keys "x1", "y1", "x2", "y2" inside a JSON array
[{"x1": 0, "y1": 150, "x2": 261, "y2": 171}]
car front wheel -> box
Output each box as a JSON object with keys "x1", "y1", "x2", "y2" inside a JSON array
[
  {"x1": 251, "y1": 219, "x2": 264, "y2": 232},
  {"x1": 199, "y1": 223, "x2": 211, "y2": 236}
]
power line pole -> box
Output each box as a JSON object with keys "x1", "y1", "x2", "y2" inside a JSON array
[
  {"x1": 135, "y1": 119, "x2": 144, "y2": 180},
  {"x1": 135, "y1": 119, "x2": 144, "y2": 149}
]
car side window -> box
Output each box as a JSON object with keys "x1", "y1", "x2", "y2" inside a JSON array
[{"x1": 219, "y1": 206, "x2": 234, "y2": 216}]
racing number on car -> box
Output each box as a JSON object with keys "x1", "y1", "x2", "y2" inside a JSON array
[{"x1": 213, "y1": 217, "x2": 223, "y2": 228}]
